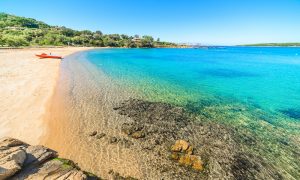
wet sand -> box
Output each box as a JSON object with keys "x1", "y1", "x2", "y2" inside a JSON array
[
  {"x1": 0, "y1": 47, "x2": 92, "y2": 145},
  {"x1": 41, "y1": 51, "x2": 143, "y2": 179}
]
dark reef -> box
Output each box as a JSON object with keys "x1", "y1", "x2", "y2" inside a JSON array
[
  {"x1": 280, "y1": 108, "x2": 300, "y2": 119},
  {"x1": 113, "y1": 99, "x2": 282, "y2": 180}
]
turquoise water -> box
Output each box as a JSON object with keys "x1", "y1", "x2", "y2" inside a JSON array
[
  {"x1": 86, "y1": 47, "x2": 300, "y2": 115},
  {"x1": 64, "y1": 47, "x2": 300, "y2": 178}
]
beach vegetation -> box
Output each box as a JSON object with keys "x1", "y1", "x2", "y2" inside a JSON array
[{"x1": 0, "y1": 13, "x2": 179, "y2": 48}]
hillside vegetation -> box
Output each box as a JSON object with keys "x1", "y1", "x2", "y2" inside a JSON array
[{"x1": 0, "y1": 13, "x2": 176, "y2": 48}]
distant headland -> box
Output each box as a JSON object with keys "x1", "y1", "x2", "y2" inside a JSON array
[
  {"x1": 240, "y1": 43, "x2": 300, "y2": 47},
  {"x1": 0, "y1": 13, "x2": 186, "y2": 48}
]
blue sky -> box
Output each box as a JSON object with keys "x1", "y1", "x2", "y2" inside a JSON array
[{"x1": 1, "y1": 0, "x2": 300, "y2": 45}]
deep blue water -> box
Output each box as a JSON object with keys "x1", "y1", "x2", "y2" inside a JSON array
[{"x1": 85, "y1": 47, "x2": 300, "y2": 119}]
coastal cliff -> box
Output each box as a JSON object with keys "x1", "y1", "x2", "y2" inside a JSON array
[{"x1": 0, "y1": 137, "x2": 98, "y2": 180}]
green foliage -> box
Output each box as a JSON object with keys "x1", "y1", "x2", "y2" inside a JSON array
[{"x1": 0, "y1": 12, "x2": 178, "y2": 48}]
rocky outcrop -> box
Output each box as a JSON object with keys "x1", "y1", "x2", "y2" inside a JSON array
[
  {"x1": 0, "y1": 137, "x2": 98, "y2": 180},
  {"x1": 114, "y1": 98, "x2": 283, "y2": 180},
  {"x1": 170, "y1": 140, "x2": 203, "y2": 171}
]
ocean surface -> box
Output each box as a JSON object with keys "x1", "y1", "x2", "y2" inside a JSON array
[
  {"x1": 46, "y1": 47, "x2": 300, "y2": 179},
  {"x1": 87, "y1": 47, "x2": 300, "y2": 114}
]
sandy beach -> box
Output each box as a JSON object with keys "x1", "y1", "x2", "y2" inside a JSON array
[{"x1": 0, "y1": 47, "x2": 91, "y2": 145}]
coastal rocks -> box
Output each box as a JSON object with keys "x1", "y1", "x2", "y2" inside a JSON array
[
  {"x1": 171, "y1": 140, "x2": 190, "y2": 153},
  {"x1": 170, "y1": 140, "x2": 203, "y2": 171},
  {"x1": 108, "y1": 170, "x2": 138, "y2": 180},
  {"x1": 109, "y1": 137, "x2": 119, "y2": 144},
  {"x1": 113, "y1": 99, "x2": 283, "y2": 179},
  {"x1": 0, "y1": 138, "x2": 28, "y2": 179},
  {"x1": 96, "y1": 133, "x2": 106, "y2": 139},
  {"x1": 0, "y1": 147, "x2": 26, "y2": 179},
  {"x1": 88, "y1": 131, "x2": 97, "y2": 136},
  {"x1": 121, "y1": 123, "x2": 145, "y2": 139},
  {"x1": 12, "y1": 158, "x2": 88, "y2": 180},
  {"x1": 23, "y1": 145, "x2": 56, "y2": 166},
  {"x1": 0, "y1": 137, "x2": 98, "y2": 180}
]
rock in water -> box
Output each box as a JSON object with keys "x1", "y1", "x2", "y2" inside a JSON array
[
  {"x1": 131, "y1": 131, "x2": 145, "y2": 139},
  {"x1": 170, "y1": 140, "x2": 203, "y2": 171},
  {"x1": 88, "y1": 131, "x2": 97, "y2": 136},
  {"x1": 171, "y1": 140, "x2": 190, "y2": 152},
  {"x1": 96, "y1": 133, "x2": 106, "y2": 139}
]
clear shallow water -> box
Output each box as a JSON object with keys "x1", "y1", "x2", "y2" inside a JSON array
[
  {"x1": 87, "y1": 47, "x2": 300, "y2": 114},
  {"x1": 84, "y1": 48, "x2": 300, "y2": 178},
  {"x1": 46, "y1": 47, "x2": 300, "y2": 179}
]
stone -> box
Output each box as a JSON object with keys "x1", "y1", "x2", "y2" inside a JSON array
[
  {"x1": 13, "y1": 158, "x2": 87, "y2": 179},
  {"x1": 0, "y1": 137, "x2": 98, "y2": 180},
  {"x1": 178, "y1": 154, "x2": 203, "y2": 171},
  {"x1": 0, "y1": 137, "x2": 27, "y2": 148},
  {"x1": 171, "y1": 140, "x2": 189, "y2": 152},
  {"x1": 0, "y1": 148, "x2": 26, "y2": 179},
  {"x1": 113, "y1": 99, "x2": 284, "y2": 179},
  {"x1": 170, "y1": 152, "x2": 180, "y2": 160},
  {"x1": 109, "y1": 137, "x2": 118, "y2": 144},
  {"x1": 191, "y1": 157, "x2": 204, "y2": 171},
  {"x1": 131, "y1": 131, "x2": 145, "y2": 139},
  {"x1": 24, "y1": 145, "x2": 57, "y2": 166},
  {"x1": 178, "y1": 154, "x2": 193, "y2": 166},
  {"x1": 96, "y1": 133, "x2": 106, "y2": 139},
  {"x1": 186, "y1": 145, "x2": 194, "y2": 155},
  {"x1": 88, "y1": 131, "x2": 97, "y2": 136}
]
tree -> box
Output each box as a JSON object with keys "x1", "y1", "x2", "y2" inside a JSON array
[
  {"x1": 0, "y1": 13, "x2": 175, "y2": 48},
  {"x1": 141, "y1": 35, "x2": 154, "y2": 47},
  {"x1": 95, "y1": 30, "x2": 103, "y2": 36}
]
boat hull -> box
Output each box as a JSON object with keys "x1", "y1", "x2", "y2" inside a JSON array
[{"x1": 36, "y1": 54, "x2": 62, "y2": 59}]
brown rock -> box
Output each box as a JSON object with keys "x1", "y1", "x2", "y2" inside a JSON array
[
  {"x1": 24, "y1": 145, "x2": 57, "y2": 166},
  {"x1": 178, "y1": 154, "x2": 193, "y2": 166},
  {"x1": 88, "y1": 131, "x2": 97, "y2": 136},
  {"x1": 178, "y1": 154, "x2": 203, "y2": 171},
  {"x1": 0, "y1": 148, "x2": 26, "y2": 179},
  {"x1": 96, "y1": 133, "x2": 106, "y2": 139},
  {"x1": 109, "y1": 137, "x2": 118, "y2": 143},
  {"x1": 192, "y1": 157, "x2": 204, "y2": 171},
  {"x1": 170, "y1": 152, "x2": 179, "y2": 160},
  {"x1": 131, "y1": 131, "x2": 145, "y2": 139},
  {"x1": 186, "y1": 145, "x2": 194, "y2": 155},
  {"x1": 171, "y1": 140, "x2": 189, "y2": 152}
]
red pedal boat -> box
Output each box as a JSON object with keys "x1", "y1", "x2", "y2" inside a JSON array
[{"x1": 36, "y1": 53, "x2": 62, "y2": 59}]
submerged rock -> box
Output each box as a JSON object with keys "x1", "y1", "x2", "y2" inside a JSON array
[
  {"x1": 171, "y1": 140, "x2": 190, "y2": 152},
  {"x1": 113, "y1": 99, "x2": 284, "y2": 179},
  {"x1": 170, "y1": 140, "x2": 203, "y2": 171},
  {"x1": 96, "y1": 133, "x2": 106, "y2": 139},
  {"x1": 109, "y1": 137, "x2": 119, "y2": 144},
  {"x1": 88, "y1": 131, "x2": 98, "y2": 136}
]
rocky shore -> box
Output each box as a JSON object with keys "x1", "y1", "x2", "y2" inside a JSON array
[
  {"x1": 0, "y1": 137, "x2": 98, "y2": 180},
  {"x1": 112, "y1": 99, "x2": 283, "y2": 179},
  {"x1": 1, "y1": 99, "x2": 291, "y2": 179}
]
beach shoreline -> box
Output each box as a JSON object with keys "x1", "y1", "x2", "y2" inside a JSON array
[{"x1": 0, "y1": 47, "x2": 92, "y2": 145}]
